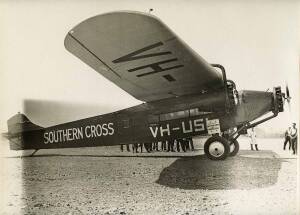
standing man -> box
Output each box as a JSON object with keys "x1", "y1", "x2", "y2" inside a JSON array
[
  {"x1": 144, "y1": 142, "x2": 151, "y2": 153},
  {"x1": 167, "y1": 139, "x2": 175, "y2": 152},
  {"x1": 121, "y1": 144, "x2": 130, "y2": 152},
  {"x1": 161, "y1": 140, "x2": 167, "y2": 151},
  {"x1": 153, "y1": 141, "x2": 159, "y2": 151},
  {"x1": 139, "y1": 143, "x2": 144, "y2": 153},
  {"x1": 187, "y1": 137, "x2": 195, "y2": 151},
  {"x1": 248, "y1": 127, "x2": 258, "y2": 151},
  {"x1": 180, "y1": 138, "x2": 187, "y2": 152},
  {"x1": 290, "y1": 123, "x2": 297, "y2": 155},
  {"x1": 126, "y1": 144, "x2": 130, "y2": 152},
  {"x1": 132, "y1": 143, "x2": 138, "y2": 153},
  {"x1": 283, "y1": 127, "x2": 292, "y2": 150},
  {"x1": 176, "y1": 139, "x2": 181, "y2": 152}
]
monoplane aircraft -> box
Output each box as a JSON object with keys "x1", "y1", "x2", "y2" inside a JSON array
[{"x1": 6, "y1": 11, "x2": 290, "y2": 160}]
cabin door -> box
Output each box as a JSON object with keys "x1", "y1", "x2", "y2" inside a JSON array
[{"x1": 117, "y1": 118, "x2": 133, "y2": 144}]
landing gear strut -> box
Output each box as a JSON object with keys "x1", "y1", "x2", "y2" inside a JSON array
[{"x1": 204, "y1": 136, "x2": 230, "y2": 160}]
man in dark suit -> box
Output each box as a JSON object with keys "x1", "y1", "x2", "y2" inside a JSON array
[
  {"x1": 290, "y1": 123, "x2": 297, "y2": 155},
  {"x1": 283, "y1": 127, "x2": 291, "y2": 150}
]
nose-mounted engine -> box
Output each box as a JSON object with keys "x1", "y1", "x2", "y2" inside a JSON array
[
  {"x1": 227, "y1": 80, "x2": 239, "y2": 108},
  {"x1": 273, "y1": 87, "x2": 284, "y2": 113}
]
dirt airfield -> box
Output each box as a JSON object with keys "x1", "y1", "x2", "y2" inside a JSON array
[{"x1": 1, "y1": 137, "x2": 298, "y2": 215}]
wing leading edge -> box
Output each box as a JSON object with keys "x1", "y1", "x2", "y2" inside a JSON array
[{"x1": 64, "y1": 11, "x2": 224, "y2": 102}]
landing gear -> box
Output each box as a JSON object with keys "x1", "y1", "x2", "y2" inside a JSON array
[
  {"x1": 204, "y1": 136, "x2": 230, "y2": 160},
  {"x1": 228, "y1": 139, "x2": 239, "y2": 156}
]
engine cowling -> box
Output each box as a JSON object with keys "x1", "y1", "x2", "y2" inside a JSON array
[{"x1": 273, "y1": 87, "x2": 284, "y2": 113}]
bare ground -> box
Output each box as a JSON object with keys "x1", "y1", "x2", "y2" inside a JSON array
[{"x1": 1, "y1": 138, "x2": 298, "y2": 215}]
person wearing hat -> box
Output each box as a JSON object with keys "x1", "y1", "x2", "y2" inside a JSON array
[
  {"x1": 290, "y1": 123, "x2": 297, "y2": 155},
  {"x1": 248, "y1": 127, "x2": 258, "y2": 151},
  {"x1": 283, "y1": 127, "x2": 292, "y2": 150}
]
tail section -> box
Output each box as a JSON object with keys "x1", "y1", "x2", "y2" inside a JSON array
[{"x1": 7, "y1": 113, "x2": 44, "y2": 150}]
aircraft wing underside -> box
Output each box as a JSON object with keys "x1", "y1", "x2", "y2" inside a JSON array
[{"x1": 64, "y1": 11, "x2": 224, "y2": 102}]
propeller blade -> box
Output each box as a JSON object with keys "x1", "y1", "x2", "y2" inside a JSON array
[
  {"x1": 1, "y1": 132, "x2": 10, "y2": 139},
  {"x1": 286, "y1": 85, "x2": 290, "y2": 99},
  {"x1": 284, "y1": 82, "x2": 292, "y2": 112}
]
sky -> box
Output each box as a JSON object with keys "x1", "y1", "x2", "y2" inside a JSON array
[{"x1": 0, "y1": 0, "x2": 299, "y2": 133}]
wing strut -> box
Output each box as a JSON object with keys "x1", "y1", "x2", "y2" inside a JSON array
[{"x1": 211, "y1": 64, "x2": 230, "y2": 112}]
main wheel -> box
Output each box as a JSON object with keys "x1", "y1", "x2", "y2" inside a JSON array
[
  {"x1": 229, "y1": 139, "x2": 239, "y2": 156},
  {"x1": 204, "y1": 136, "x2": 230, "y2": 160}
]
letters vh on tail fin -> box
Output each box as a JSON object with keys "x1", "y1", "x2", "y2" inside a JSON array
[{"x1": 64, "y1": 11, "x2": 225, "y2": 102}]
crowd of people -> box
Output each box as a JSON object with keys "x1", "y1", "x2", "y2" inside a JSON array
[
  {"x1": 120, "y1": 137, "x2": 194, "y2": 153},
  {"x1": 120, "y1": 123, "x2": 298, "y2": 155},
  {"x1": 283, "y1": 123, "x2": 298, "y2": 155}
]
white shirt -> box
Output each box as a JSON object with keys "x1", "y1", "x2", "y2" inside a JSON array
[
  {"x1": 248, "y1": 129, "x2": 257, "y2": 144},
  {"x1": 290, "y1": 127, "x2": 297, "y2": 139}
]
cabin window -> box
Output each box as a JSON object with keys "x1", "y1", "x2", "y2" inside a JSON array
[
  {"x1": 148, "y1": 115, "x2": 159, "y2": 123},
  {"x1": 160, "y1": 110, "x2": 189, "y2": 121},
  {"x1": 123, "y1": 119, "x2": 130, "y2": 128},
  {"x1": 190, "y1": 108, "x2": 211, "y2": 116},
  {"x1": 190, "y1": 108, "x2": 201, "y2": 116}
]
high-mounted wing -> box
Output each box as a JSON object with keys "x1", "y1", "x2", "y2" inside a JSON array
[{"x1": 64, "y1": 11, "x2": 224, "y2": 102}]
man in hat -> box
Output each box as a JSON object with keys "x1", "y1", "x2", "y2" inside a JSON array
[
  {"x1": 290, "y1": 123, "x2": 297, "y2": 155},
  {"x1": 283, "y1": 127, "x2": 292, "y2": 150},
  {"x1": 248, "y1": 127, "x2": 258, "y2": 151}
]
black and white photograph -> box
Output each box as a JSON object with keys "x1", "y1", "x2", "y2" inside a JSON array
[{"x1": 0, "y1": 1, "x2": 299, "y2": 214}]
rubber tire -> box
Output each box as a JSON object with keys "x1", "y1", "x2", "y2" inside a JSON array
[
  {"x1": 229, "y1": 139, "x2": 240, "y2": 157},
  {"x1": 204, "y1": 136, "x2": 230, "y2": 160}
]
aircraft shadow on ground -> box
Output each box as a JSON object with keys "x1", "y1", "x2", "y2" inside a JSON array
[{"x1": 156, "y1": 151, "x2": 282, "y2": 190}]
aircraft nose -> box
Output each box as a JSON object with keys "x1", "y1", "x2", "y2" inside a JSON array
[{"x1": 273, "y1": 87, "x2": 284, "y2": 113}]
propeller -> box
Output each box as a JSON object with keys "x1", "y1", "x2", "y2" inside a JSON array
[
  {"x1": 1, "y1": 132, "x2": 10, "y2": 139},
  {"x1": 284, "y1": 83, "x2": 292, "y2": 112},
  {"x1": 285, "y1": 84, "x2": 291, "y2": 102}
]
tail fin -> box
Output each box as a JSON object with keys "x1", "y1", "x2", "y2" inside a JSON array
[{"x1": 7, "y1": 113, "x2": 44, "y2": 150}]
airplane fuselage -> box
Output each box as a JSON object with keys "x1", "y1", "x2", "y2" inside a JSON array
[{"x1": 9, "y1": 89, "x2": 276, "y2": 150}]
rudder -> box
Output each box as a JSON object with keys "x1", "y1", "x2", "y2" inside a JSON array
[{"x1": 7, "y1": 113, "x2": 44, "y2": 150}]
